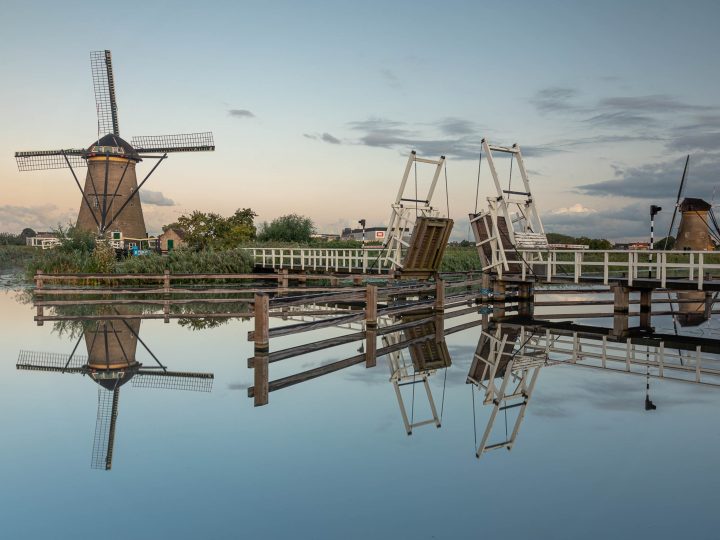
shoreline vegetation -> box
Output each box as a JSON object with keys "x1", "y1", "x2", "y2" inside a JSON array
[{"x1": 2, "y1": 209, "x2": 707, "y2": 284}]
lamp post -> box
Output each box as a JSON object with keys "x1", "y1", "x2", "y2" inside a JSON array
[
  {"x1": 649, "y1": 205, "x2": 662, "y2": 275},
  {"x1": 359, "y1": 219, "x2": 366, "y2": 245}
]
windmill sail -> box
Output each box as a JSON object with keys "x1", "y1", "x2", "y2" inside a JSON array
[
  {"x1": 14, "y1": 149, "x2": 87, "y2": 171},
  {"x1": 132, "y1": 370, "x2": 214, "y2": 392},
  {"x1": 90, "y1": 50, "x2": 120, "y2": 137},
  {"x1": 17, "y1": 349, "x2": 88, "y2": 373},
  {"x1": 131, "y1": 132, "x2": 215, "y2": 153},
  {"x1": 91, "y1": 384, "x2": 120, "y2": 470}
]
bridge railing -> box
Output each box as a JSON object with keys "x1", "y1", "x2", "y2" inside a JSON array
[
  {"x1": 242, "y1": 247, "x2": 392, "y2": 273},
  {"x1": 512, "y1": 249, "x2": 720, "y2": 289}
]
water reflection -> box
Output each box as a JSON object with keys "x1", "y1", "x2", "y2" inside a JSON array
[
  {"x1": 468, "y1": 315, "x2": 720, "y2": 457},
  {"x1": 17, "y1": 310, "x2": 214, "y2": 470},
  {"x1": 16, "y1": 298, "x2": 720, "y2": 467}
]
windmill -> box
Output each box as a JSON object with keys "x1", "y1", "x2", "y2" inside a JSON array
[
  {"x1": 17, "y1": 316, "x2": 214, "y2": 470},
  {"x1": 14, "y1": 50, "x2": 215, "y2": 247}
]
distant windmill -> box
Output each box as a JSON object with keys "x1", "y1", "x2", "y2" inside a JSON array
[
  {"x1": 14, "y1": 50, "x2": 215, "y2": 245},
  {"x1": 17, "y1": 316, "x2": 213, "y2": 470}
]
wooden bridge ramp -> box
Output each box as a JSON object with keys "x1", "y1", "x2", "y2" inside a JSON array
[{"x1": 399, "y1": 216, "x2": 454, "y2": 278}]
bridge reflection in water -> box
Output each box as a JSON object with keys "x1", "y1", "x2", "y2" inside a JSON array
[{"x1": 17, "y1": 294, "x2": 719, "y2": 468}]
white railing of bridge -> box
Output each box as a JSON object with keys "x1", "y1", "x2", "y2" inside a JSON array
[
  {"x1": 243, "y1": 247, "x2": 393, "y2": 273},
  {"x1": 507, "y1": 249, "x2": 720, "y2": 290}
]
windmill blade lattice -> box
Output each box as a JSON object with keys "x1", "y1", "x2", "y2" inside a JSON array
[
  {"x1": 131, "y1": 132, "x2": 215, "y2": 153},
  {"x1": 17, "y1": 350, "x2": 88, "y2": 373},
  {"x1": 14, "y1": 149, "x2": 87, "y2": 171},
  {"x1": 132, "y1": 370, "x2": 214, "y2": 392},
  {"x1": 91, "y1": 385, "x2": 119, "y2": 470},
  {"x1": 90, "y1": 50, "x2": 120, "y2": 137}
]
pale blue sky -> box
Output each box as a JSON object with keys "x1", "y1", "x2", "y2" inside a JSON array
[{"x1": 2, "y1": 0, "x2": 719, "y2": 240}]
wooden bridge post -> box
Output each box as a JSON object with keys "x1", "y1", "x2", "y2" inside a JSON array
[
  {"x1": 612, "y1": 285, "x2": 630, "y2": 314},
  {"x1": 639, "y1": 289, "x2": 653, "y2": 328},
  {"x1": 163, "y1": 269, "x2": 170, "y2": 293},
  {"x1": 252, "y1": 292, "x2": 270, "y2": 406},
  {"x1": 365, "y1": 284, "x2": 378, "y2": 368},
  {"x1": 493, "y1": 280, "x2": 506, "y2": 302},
  {"x1": 365, "y1": 329, "x2": 377, "y2": 368},
  {"x1": 163, "y1": 300, "x2": 170, "y2": 323},
  {"x1": 35, "y1": 270, "x2": 44, "y2": 290},
  {"x1": 435, "y1": 277, "x2": 445, "y2": 312},
  {"x1": 280, "y1": 269, "x2": 289, "y2": 289},
  {"x1": 35, "y1": 305, "x2": 44, "y2": 326},
  {"x1": 253, "y1": 353, "x2": 269, "y2": 406},
  {"x1": 365, "y1": 284, "x2": 378, "y2": 327},
  {"x1": 254, "y1": 293, "x2": 270, "y2": 353}
]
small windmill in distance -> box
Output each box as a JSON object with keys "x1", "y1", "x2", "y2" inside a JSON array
[{"x1": 14, "y1": 50, "x2": 215, "y2": 249}]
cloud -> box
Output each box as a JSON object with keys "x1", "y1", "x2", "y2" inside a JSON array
[
  {"x1": 577, "y1": 152, "x2": 720, "y2": 201},
  {"x1": 438, "y1": 117, "x2": 475, "y2": 136},
  {"x1": 531, "y1": 87, "x2": 580, "y2": 113},
  {"x1": 584, "y1": 111, "x2": 657, "y2": 128},
  {"x1": 228, "y1": 109, "x2": 255, "y2": 118},
  {"x1": 551, "y1": 203, "x2": 597, "y2": 215},
  {"x1": 140, "y1": 190, "x2": 175, "y2": 206},
  {"x1": 346, "y1": 117, "x2": 560, "y2": 160},
  {"x1": 380, "y1": 68, "x2": 401, "y2": 89},
  {"x1": 303, "y1": 132, "x2": 342, "y2": 144},
  {"x1": 598, "y1": 95, "x2": 713, "y2": 113},
  {"x1": 321, "y1": 132, "x2": 341, "y2": 144},
  {"x1": 0, "y1": 204, "x2": 75, "y2": 233},
  {"x1": 543, "y1": 202, "x2": 668, "y2": 240}
]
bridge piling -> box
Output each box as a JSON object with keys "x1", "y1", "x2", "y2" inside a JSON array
[
  {"x1": 365, "y1": 284, "x2": 378, "y2": 368},
  {"x1": 640, "y1": 289, "x2": 653, "y2": 328},
  {"x1": 253, "y1": 292, "x2": 270, "y2": 406},
  {"x1": 612, "y1": 285, "x2": 630, "y2": 314}
]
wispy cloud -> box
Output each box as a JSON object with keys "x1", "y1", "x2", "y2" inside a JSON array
[
  {"x1": 303, "y1": 132, "x2": 342, "y2": 144},
  {"x1": 0, "y1": 204, "x2": 75, "y2": 233},
  {"x1": 551, "y1": 203, "x2": 597, "y2": 215},
  {"x1": 577, "y1": 152, "x2": 720, "y2": 201},
  {"x1": 531, "y1": 87, "x2": 580, "y2": 113},
  {"x1": 228, "y1": 109, "x2": 255, "y2": 119},
  {"x1": 140, "y1": 189, "x2": 176, "y2": 207}
]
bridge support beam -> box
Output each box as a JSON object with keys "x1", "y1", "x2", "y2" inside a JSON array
[
  {"x1": 365, "y1": 284, "x2": 378, "y2": 368},
  {"x1": 252, "y1": 292, "x2": 270, "y2": 406},
  {"x1": 612, "y1": 285, "x2": 630, "y2": 314},
  {"x1": 640, "y1": 289, "x2": 653, "y2": 329}
]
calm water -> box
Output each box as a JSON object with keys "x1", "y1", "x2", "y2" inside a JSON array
[{"x1": 1, "y1": 287, "x2": 719, "y2": 540}]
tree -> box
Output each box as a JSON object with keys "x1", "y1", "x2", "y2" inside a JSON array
[
  {"x1": 654, "y1": 235, "x2": 675, "y2": 250},
  {"x1": 168, "y1": 208, "x2": 257, "y2": 250},
  {"x1": 258, "y1": 214, "x2": 315, "y2": 243}
]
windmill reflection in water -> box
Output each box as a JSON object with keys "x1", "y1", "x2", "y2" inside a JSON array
[{"x1": 16, "y1": 309, "x2": 214, "y2": 470}]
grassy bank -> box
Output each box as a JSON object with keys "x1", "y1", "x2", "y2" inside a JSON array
[
  {"x1": 26, "y1": 248, "x2": 254, "y2": 280},
  {"x1": 440, "y1": 246, "x2": 481, "y2": 272},
  {"x1": 0, "y1": 246, "x2": 36, "y2": 272}
]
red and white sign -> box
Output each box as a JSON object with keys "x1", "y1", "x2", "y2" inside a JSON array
[{"x1": 375, "y1": 231, "x2": 385, "y2": 239}]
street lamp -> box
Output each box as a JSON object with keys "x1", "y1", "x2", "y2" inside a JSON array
[
  {"x1": 649, "y1": 205, "x2": 662, "y2": 274},
  {"x1": 358, "y1": 219, "x2": 366, "y2": 244}
]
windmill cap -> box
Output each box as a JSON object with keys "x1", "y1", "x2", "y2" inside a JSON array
[
  {"x1": 86, "y1": 134, "x2": 141, "y2": 161},
  {"x1": 679, "y1": 198, "x2": 711, "y2": 212}
]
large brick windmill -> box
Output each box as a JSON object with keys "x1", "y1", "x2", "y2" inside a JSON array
[{"x1": 15, "y1": 50, "x2": 215, "y2": 245}]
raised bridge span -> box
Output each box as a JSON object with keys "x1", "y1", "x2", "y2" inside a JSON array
[{"x1": 245, "y1": 141, "x2": 720, "y2": 296}]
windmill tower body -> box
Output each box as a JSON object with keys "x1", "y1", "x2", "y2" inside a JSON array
[
  {"x1": 85, "y1": 316, "x2": 141, "y2": 371},
  {"x1": 675, "y1": 198, "x2": 714, "y2": 326},
  {"x1": 77, "y1": 135, "x2": 147, "y2": 239},
  {"x1": 676, "y1": 198, "x2": 714, "y2": 251}
]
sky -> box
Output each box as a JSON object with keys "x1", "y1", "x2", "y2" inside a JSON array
[{"x1": 1, "y1": 0, "x2": 719, "y2": 241}]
